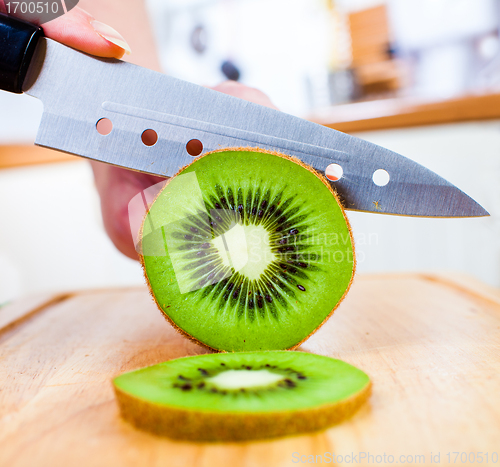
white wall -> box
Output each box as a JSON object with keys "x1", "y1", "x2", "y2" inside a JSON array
[
  {"x1": 146, "y1": 0, "x2": 334, "y2": 115},
  {"x1": 0, "y1": 161, "x2": 144, "y2": 305},
  {"x1": 347, "y1": 121, "x2": 498, "y2": 287}
]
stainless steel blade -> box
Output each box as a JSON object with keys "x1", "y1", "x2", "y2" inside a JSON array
[{"x1": 23, "y1": 38, "x2": 488, "y2": 217}]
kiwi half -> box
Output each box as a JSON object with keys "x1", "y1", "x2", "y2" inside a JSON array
[
  {"x1": 113, "y1": 351, "x2": 370, "y2": 441},
  {"x1": 140, "y1": 148, "x2": 355, "y2": 351}
]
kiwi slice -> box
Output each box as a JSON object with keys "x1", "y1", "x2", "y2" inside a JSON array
[
  {"x1": 140, "y1": 148, "x2": 355, "y2": 351},
  {"x1": 113, "y1": 351, "x2": 371, "y2": 441}
]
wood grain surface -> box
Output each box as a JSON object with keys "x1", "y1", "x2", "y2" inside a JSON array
[
  {"x1": 309, "y1": 93, "x2": 500, "y2": 133},
  {"x1": 0, "y1": 145, "x2": 76, "y2": 170},
  {"x1": 1, "y1": 273, "x2": 499, "y2": 467}
]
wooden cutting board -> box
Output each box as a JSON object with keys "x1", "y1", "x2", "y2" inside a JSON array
[{"x1": 1, "y1": 273, "x2": 499, "y2": 467}]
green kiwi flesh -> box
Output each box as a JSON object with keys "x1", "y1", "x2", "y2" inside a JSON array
[
  {"x1": 113, "y1": 351, "x2": 371, "y2": 441},
  {"x1": 141, "y1": 149, "x2": 355, "y2": 351}
]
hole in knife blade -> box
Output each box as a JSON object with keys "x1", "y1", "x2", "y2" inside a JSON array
[
  {"x1": 96, "y1": 118, "x2": 113, "y2": 136},
  {"x1": 373, "y1": 169, "x2": 390, "y2": 186},
  {"x1": 142, "y1": 129, "x2": 158, "y2": 147},
  {"x1": 186, "y1": 139, "x2": 203, "y2": 157},
  {"x1": 325, "y1": 164, "x2": 343, "y2": 181}
]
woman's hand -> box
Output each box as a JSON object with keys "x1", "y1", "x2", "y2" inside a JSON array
[{"x1": 1, "y1": 1, "x2": 277, "y2": 260}]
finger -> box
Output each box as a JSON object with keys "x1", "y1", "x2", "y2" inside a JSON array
[
  {"x1": 44, "y1": 7, "x2": 131, "y2": 58},
  {"x1": 2, "y1": 4, "x2": 131, "y2": 59},
  {"x1": 91, "y1": 161, "x2": 166, "y2": 260}
]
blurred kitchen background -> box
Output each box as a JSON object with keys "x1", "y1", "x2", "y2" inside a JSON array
[{"x1": 1, "y1": 0, "x2": 499, "y2": 304}]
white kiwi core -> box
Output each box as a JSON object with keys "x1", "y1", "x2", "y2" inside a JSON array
[
  {"x1": 206, "y1": 369, "x2": 284, "y2": 390},
  {"x1": 211, "y1": 223, "x2": 275, "y2": 281}
]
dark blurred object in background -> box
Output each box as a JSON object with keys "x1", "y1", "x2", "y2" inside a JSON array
[
  {"x1": 221, "y1": 59, "x2": 241, "y2": 81},
  {"x1": 190, "y1": 24, "x2": 208, "y2": 54}
]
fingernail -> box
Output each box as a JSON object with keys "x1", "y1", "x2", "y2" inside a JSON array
[{"x1": 90, "y1": 20, "x2": 132, "y2": 55}]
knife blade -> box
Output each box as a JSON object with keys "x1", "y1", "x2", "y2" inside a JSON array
[{"x1": 0, "y1": 13, "x2": 489, "y2": 217}]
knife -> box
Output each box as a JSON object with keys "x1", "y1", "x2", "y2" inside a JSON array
[{"x1": 0, "y1": 13, "x2": 489, "y2": 217}]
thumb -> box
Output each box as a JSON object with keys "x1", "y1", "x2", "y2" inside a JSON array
[
  {"x1": 1, "y1": 3, "x2": 131, "y2": 59},
  {"x1": 43, "y1": 7, "x2": 131, "y2": 58}
]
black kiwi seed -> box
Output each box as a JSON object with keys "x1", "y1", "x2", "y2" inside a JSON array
[
  {"x1": 227, "y1": 283, "x2": 234, "y2": 291},
  {"x1": 297, "y1": 285, "x2": 306, "y2": 291},
  {"x1": 265, "y1": 364, "x2": 270, "y2": 367},
  {"x1": 258, "y1": 210, "x2": 263, "y2": 218},
  {"x1": 261, "y1": 200, "x2": 268, "y2": 209},
  {"x1": 198, "y1": 368, "x2": 208, "y2": 376},
  {"x1": 237, "y1": 204, "x2": 243, "y2": 213},
  {"x1": 265, "y1": 294, "x2": 272, "y2": 303},
  {"x1": 297, "y1": 262, "x2": 308, "y2": 268},
  {"x1": 197, "y1": 382, "x2": 206, "y2": 389},
  {"x1": 227, "y1": 189, "x2": 235, "y2": 209},
  {"x1": 184, "y1": 234, "x2": 193, "y2": 240},
  {"x1": 181, "y1": 383, "x2": 192, "y2": 391},
  {"x1": 248, "y1": 299, "x2": 255, "y2": 309},
  {"x1": 269, "y1": 205, "x2": 276, "y2": 213},
  {"x1": 289, "y1": 228, "x2": 299, "y2": 235},
  {"x1": 297, "y1": 374, "x2": 307, "y2": 380},
  {"x1": 201, "y1": 243, "x2": 211, "y2": 249},
  {"x1": 220, "y1": 363, "x2": 226, "y2": 366},
  {"x1": 214, "y1": 203, "x2": 221, "y2": 209},
  {"x1": 284, "y1": 379, "x2": 296, "y2": 388},
  {"x1": 278, "y1": 238, "x2": 287, "y2": 245},
  {"x1": 177, "y1": 243, "x2": 197, "y2": 251},
  {"x1": 246, "y1": 366, "x2": 252, "y2": 370},
  {"x1": 178, "y1": 375, "x2": 190, "y2": 381},
  {"x1": 252, "y1": 207, "x2": 257, "y2": 216}
]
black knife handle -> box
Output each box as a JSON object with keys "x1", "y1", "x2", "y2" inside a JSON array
[{"x1": 0, "y1": 13, "x2": 43, "y2": 93}]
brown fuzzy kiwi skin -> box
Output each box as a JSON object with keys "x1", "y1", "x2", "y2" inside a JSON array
[
  {"x1": 114, "y1": 379, "x2": 370, "y2": 442},
  {"x1": 139, "y1": 147, "x2": 356, "y2": 352}
]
